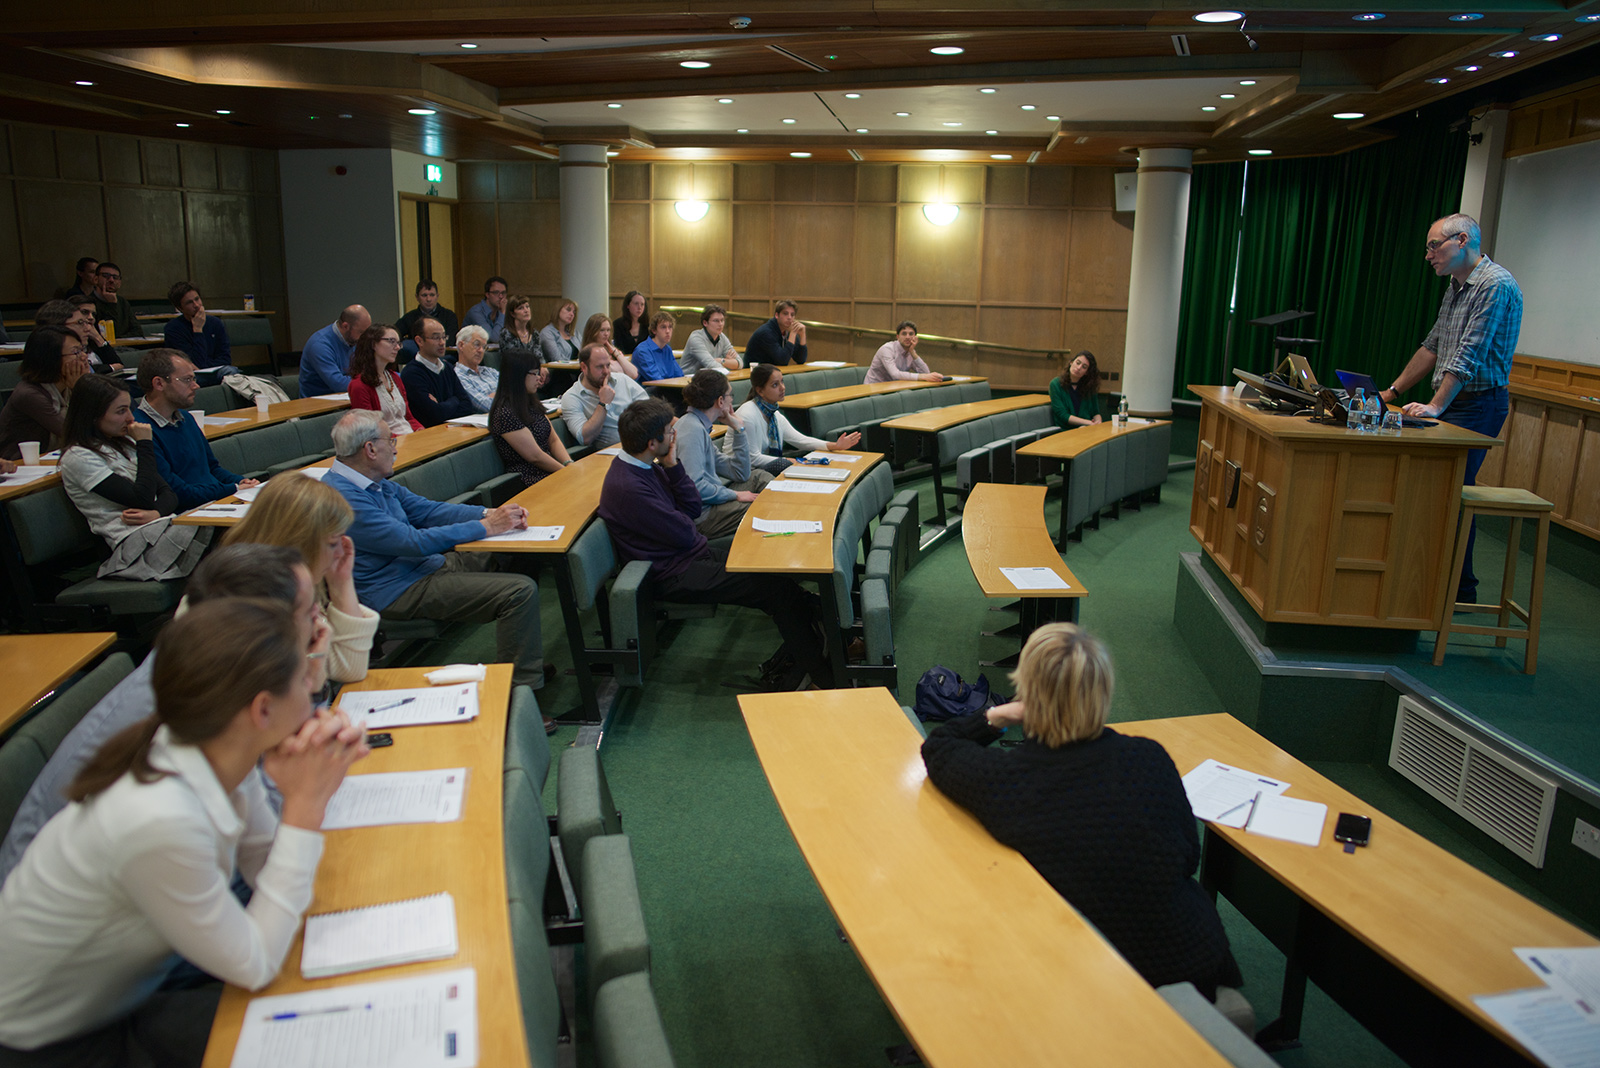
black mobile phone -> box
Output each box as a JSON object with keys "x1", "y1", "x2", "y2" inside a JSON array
[
  {"x1": 367, "y1": 732, "x2": 394, "y2": 749},
  {"x1": 1334, "y1": 812, "x2": 1372, "y2": 847}
]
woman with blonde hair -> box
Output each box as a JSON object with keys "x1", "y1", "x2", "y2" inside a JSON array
[
  {"x1": 579, "y1": 312, "x2": 639, "y2": 380},
  {"x1": 922, "y1": 623, "x2": 1243, "y2": 1001},
  {"x1": 538, "y1": 297, "x2": 581, "y2": 364},
  {"x1": 223, "y1": 471, "x2": 379, "y2": 682}
]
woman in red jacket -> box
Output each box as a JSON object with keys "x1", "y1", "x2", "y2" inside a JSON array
[{"x1": 346, "y1": 323, "x2": 421, "y2": 437}]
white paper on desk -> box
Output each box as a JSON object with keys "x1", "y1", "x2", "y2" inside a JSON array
[
  {"x1": 445, "y1": 413, "x2": 491, "y2": 428},
  {"x1": 189, "y1": 503, "x2": 250, "y2": 518},
  {"x1": 781, "y1": 465, "x2": 850, "y2": 481},
  {"x1": 766, "y1": 479, "x2": 840, "y2": 494},
  {"x1": 301, "y1": 892, "x2": 459, "y2": 979},
  {"x1": 40, "y1": 449, "x2": 62, "y2": 461},
  {"x1": 201, "y1": 416, "x2": 248, "y2": 427},
  {"x1": 479, "y1": 525, "x2": 563, "y2": 542},
  {"x1": 322, "y1": 768, "x2": 467, "y2": 829},
  {"x1": 312, "y1": 392, "x2": 349, "y2": 401},
  {"x1": 999, "y1": 566, "x2": 1070, "y2": 591},
  {"x1": 1517, "y1": 947, "x2": 1600, "y2": 1015},
  {"x1": 232, "y1": 483, "x2": 265, "y2": 502},
  {"x1": 805, "y1": 361, "x2": 847, "y2": 368},
  {"x1": 339, "y1": 684, "x2": 478, "y2": 729},
  {"x1": 1181, "y1": 759, "x2": 1292, "y2": 826},
  {"x1": 1473, "y1": 987, "x2": 1600, "y2": 1068},
  {"x1": 595, "y1": 445, "x2": 624, "y2": 456},
  {"x1": 1246, "y1": 794, "x2": 1327, "y2": 846},
  {"x1": 300, "y1": 467, "x2": 330, "y2": 481},
  {"x1": 230, "y1": 966, "x2": 478, "y2": 1068},
  {"x1": 752, "y1": 518, "x2": 823, "y2": 534},
  {"x1": 804, "y1": 451, "x2": 859, "y2": 462},
  {"x1": 0, "y1": 466, "x2": 56, "y2": 487}
]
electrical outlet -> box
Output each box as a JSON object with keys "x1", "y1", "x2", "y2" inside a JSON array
[{"x1": 1574, "y1": 818, "x2": 1600, "y2": 860}]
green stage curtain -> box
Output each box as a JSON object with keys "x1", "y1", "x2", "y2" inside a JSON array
[{"x1": 1173, "y1": 114, "x2": 1470, "y2": 401}]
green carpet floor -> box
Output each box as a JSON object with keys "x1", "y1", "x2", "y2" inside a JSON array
[{"x1": 411, "y1": 461, "x2": 1599, "y2": 1067}]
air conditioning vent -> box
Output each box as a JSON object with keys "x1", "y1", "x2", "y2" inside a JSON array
[{"x1": 1389, "y1": 696, "x2": 1557, "y2": 867}]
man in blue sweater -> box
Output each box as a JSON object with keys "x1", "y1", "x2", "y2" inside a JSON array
[
  {"x1": 298, "y1": 304, "x2": 370, "y2": 396},
  {"x1": 597, "y1": 398, "x2": 832, "y2": 689},
  {"x1": 399, "y1": 317, "x2": 476, "y2": 426},
  {"x1": 133, "y1": 348, "x2": 259, "y2": 510},
  {"x1": 163, "y1": 281, "x2": 241, "y2": 374},
  {"x1": 324, "y1": 411, "x2": 549, "y2": 698}
]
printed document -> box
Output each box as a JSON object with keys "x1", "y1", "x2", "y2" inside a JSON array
[
  {"x1": 999, "y1": 566, "x2": 1070, "y2": 591},
  {"x1": 479, "y1": 526, "x2": 563, "y2": 542},
  {"x1": 1181, "y1": 759, "x2": 1291, "y2": 826},
  {"x1": 323, "y1": 768, "x2": 468, "y2": 829},
  {"x1": 805, "y1": 451, "x2": 859, "y2": 462},
  {"x1": 752, "y1": 518, "x2": 824, "y2": 534},
  {"x1": 1517, "y1": 946, "x2": 1600, "y2": 1014},
  {"x1": 338, "y1": 684, "x2": 479, "y2": 729},
  {"x1": 1474, "y1": 987, "x2": 1600, "y2": 1068},
  {"x1": 766, "y1": 480, "x2": 840, "y2": 494},
  {"x1": 780, "y1": 466, "x2": 850, "y2": 482}
]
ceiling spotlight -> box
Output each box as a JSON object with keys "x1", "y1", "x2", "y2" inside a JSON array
[
  {"x1": 986, "y1": 129, "x2": 998, "y2": 135},
  {"x1": 1201, "y1": 106, "x2": 1218, "y2": 112},
  {"x1": 990, "y1": 154, "x2": 1013, "y2": 160},
  {"x1": 1333, "y1": 112, "x2": 1366, "y2": 119},
  {"x1": 896, "y1": 111, "x2": 911, "y2": 117},
  {"x1": 674, "y1": 201, "x2": 709, "y2": 222},
  {"x1": 790, "y1": 151, "x2": 812, "y2": 158},
  {"x1": 1449, "y1": 13, "x2": 1483, "y2": 21},
  {"x1": 930, "y1": 46, "x2": 965, "y2": 55},
  {"x1": 923, "y1": 203, "x2": 960, "y2": 225},
  {"x1": 1578, "y1": 13, "x2": 1600, "y2": 21},
  {"x1": 942, "y1": 121, "x2": 963, "y2": 127},
  {"x1": 1020, "y1": 104, "x2": 1036, "y2": 111},
  {"x1": 74, "y1": 79, "x2": 95, "y2": 86},
  {"x1": 607, "y1": 150, "x2": 620, "y2": 157},
  {"x1": 856, "y1": 128, "x2": 869, "y2": 133},
  {"x1": 339, "y1": 113, "x2": 352, "y2": 119},
  {"x1": 607, "y1": 103, "x2": 622, "y2": 109},
  {"x1": 737, "y1": 128, "x2": 749, "y2": 133},
  {"x1": 1352, "y1": 13, "x2": 1386, "y2": 21},
  {"x1": 718, "y1": 97, "x2": 733, "y2": 104},
  {"x1": 175, "y1": 122, "x2": 191, "y2": 128},
  {"x1": 1425, "y1": 76, "x2": 1451, "y2": 84},
  {"x1": 1220, "y1": 94, "x2": 1236, "y2": 99},
  {"x1": 845, "y1": 92, "x2": 861, "y2": 99},
  {"x1": 215, "y1": 109, "x2": 232, "y2": 115},
  {"x1": 459, "y1": 42, "x2": 478, "y2": 49},
  {"x1": 1239, "y1": 79, "x2": 1257, "y2": 86},
  {"x1": 1047, "y1": 114, "x2": 1061, "y2": 121},
  {"x1": 1248, "y1": 149, "x2": 1273, "y2": 156},
  {"x1": 1455, "y1": 64, "x2": 1482, "y2": 71},
  {"x1": 1193, "y1": 10, "x2": 1244, "y2": 23},
  {"x1": 408, "y1": 108, "x2": 436, "y2": 115},
  {"x1": 980, "y1": 87, "x2": 996, "y2": 94},
  {"x1": 1489, "y1": 50, "x2": 1519, "y2": 58},
  {"x1": 680, "y1": 60, "x2": 711, "y2": 69},
  {"x1": 782, "y1": 117, "x2": 797, "y2": 124},
  {"x1": 1529, "y1": 33, "x2": 1562, "y2": 42}
]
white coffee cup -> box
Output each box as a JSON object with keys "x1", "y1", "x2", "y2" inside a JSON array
[
  {"x1": 256, "y1": 394, "x2": 271, "y2": 415},
  {"x1": 18, "y1": 441, "x2": 39, "y2": 466},
  {"x1": 190, "y1": 409, "x2": 205, "y2": 425}
]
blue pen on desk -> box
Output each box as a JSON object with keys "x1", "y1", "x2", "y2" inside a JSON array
[
  {"x1": 267, "y1": 1003, "x2": 371, "y2": 1021},
  {"x1": 367, "y1": 696, "x2": 415, "y2": 714}
]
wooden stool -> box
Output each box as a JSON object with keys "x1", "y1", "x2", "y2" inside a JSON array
[{"x1": 1433, "y1": 486, "x2": 1553, "y2": 673}]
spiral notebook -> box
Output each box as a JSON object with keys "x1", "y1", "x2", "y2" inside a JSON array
[{"x1": 300, "y1": 892, "x2": 458, "y2": 979}]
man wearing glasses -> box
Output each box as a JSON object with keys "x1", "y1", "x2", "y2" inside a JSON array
[
  {"x1": 133, "y1": 348, "x2": 260, "y2": 510},
  {"x1": 1377, "y1": 213, "x2": 1521, "y2": 604},
  {"x1": 90, "y1": 262, "x2": 144, "y2": 341},
  {"x1": 463, "y1": 276, "x2": 509, "y2": 336},
  {"x1": 400, "y1": 317, "x2": 476, "y2": 426}
]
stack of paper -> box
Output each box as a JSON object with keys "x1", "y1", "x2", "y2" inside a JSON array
[
  {"x1": 1181, "y1": 759, "x2": 1291, "y2": 827},
  {"x1": 301, "y1": 893, "x2": 458, "y2": 979},
  {"x1": 781, "y1": 466, "x2": 850, "y2": 482},
  {"x1": 480, "y1": 525, "x2": 563, "y2": 543},
  {"x1": 805, "y1": 451, "x2": 859, "y2": 462},
  {"x1": 766, "y1": 479, "x2": 840, "y2": 494},
  {"x1": 322, "y1": 768, "x2": 468, "y2": 829},
  {"x1": 752, "y1": 518, "x2": 823, "y2": 535},
  {"x1": 445, "y1": 413, "x2": 491, "y2": 428},
  {"x1": 339, "y1": 684, "x2": 480, "y2": 729}
]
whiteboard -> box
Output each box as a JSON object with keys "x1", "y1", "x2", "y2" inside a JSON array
[{"x1": 1494, "y1": 138, "x2": 1600, "y2": 367}]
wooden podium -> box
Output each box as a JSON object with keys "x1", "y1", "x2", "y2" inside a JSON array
[{"x1": 1188, "y1": 385, "x2": 1501, "y2": 630}]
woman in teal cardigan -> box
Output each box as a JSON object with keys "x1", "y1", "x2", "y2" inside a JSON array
[{"x1": 1049, "y1": 350, "x2": 1104, "y2": 429}]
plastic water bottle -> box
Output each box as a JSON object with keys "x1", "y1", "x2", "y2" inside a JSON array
[
  {"x1": 1367, "y1": 392, "x2": 1384, "y2": 433},
  {"x1": 1117, "y1": 394, "x2": 1129, "y2": 427},
  {"x1": 1348, "y1": 388, "x2": 1366, "y2": 431}
]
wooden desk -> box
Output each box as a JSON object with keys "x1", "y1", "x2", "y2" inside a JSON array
[
  {"x1": 778, "y1": 376, "x2": 985, "y2": 411},
  {"x1": 1019, "y1": 419, "x2": 1172, "y2": 547},
  {"x1": 0, "y1": 464, "x2": 61, "y2": 505},
  {"x1": 643, "y1": 360, "x2": 849, "y2": 389},
  {"x1": 1188, "y1": 385, "x2": 1500, "y2": 630},
  {"x1": 1120, "y1": 713, "x2": 1596, "y2": 1067},
  {"x1": 739, "y1": 687, "x2": 1233, "y2": 1068},
  {"x1": 1478, "y1": 379, "x2": 1600, "y2": 541},
  {"x1": 963, "y1": 484, "x2": 1084, "y2": 663},
  {"x1": 0, "y1": 631, "x2": 116, "y2": 735},
  {"x1": 203, "y1": 665, "x2": 530, "y2": 1068},
  {"x1": 880, "y1": 393, "x2": 1049, "y2": 525},
  {"x1": 200, "y1": 396, "x2": 350, "y2": 441}
]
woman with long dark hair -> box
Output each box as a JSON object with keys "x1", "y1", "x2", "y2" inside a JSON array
[
  {"x1": 490, "y1": 349, "x2": 571, "y2": 487},
  {"x1": 1050, "y1": 349, "x2": 1104, "y2": 429},
  {"x1": 500, "y1": 294, "x2": 539, "y2": 361},
  {"x1": 0, "y1": 325, "x2": 91, "y2": 460},
  {"x1": 612, "y1": 290, "x2": 649, "y2": 355},
  {"x1": 346, "y1": 323, "x2": 420, "y2": 436}
]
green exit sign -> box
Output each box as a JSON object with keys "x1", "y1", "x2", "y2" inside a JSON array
[{"x1": 425, "y1": 164, "x2": 443, "y2": 182}]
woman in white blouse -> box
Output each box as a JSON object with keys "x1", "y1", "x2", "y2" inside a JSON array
[
  {"x1": 735, "y1": 364, "x2": 861, "y2": 473},
  {"x1": 0, "y1": 598, "x2": 367, "y2": 1065}
]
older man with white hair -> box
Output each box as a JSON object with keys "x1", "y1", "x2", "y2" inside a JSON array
[{"x1": 453, "y1": 324, "x2": 499, "y2": 413}]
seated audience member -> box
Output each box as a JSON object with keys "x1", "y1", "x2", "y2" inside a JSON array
[
  {"x1": 89, "y1": 262, "x2": 144, "y2": 341},
  {"x1": 58, "y1": 374, "x2": 212, "y2": 579},
  {"x1": 736, "y1": 364, "x2": 861, "y2": 473},
  {"x1": 63, "y1": 255, "x2": 98, "y2": 299},
  {"x1": 581, "y1": 312, "x2": 639, "y2": 380},
  {"x1": 133, "y1": 348, "x2": 259, "y2": 510},
  {"x1": 1051, "y1": 350, "x2": 1105, "y2": 429},
  {"x1": 0, "y1": 541, "x2": 358, "y2": 884},
  {"x1": 538, "y1": 298, "x2": 582, "y2": 365},
  {"x1": 347, "y1": 324, "x2": 421, "y2": 436},
  {"x1": 224, "y1": 472, "x2": 380, "y2": 684},
  {"x1": 395, "y1": 279, "x2": 459, "y2": 348},
  {"x1": 922, "y1": 623, "x2": 1244, "y2": 1000},
  {"x1": 631, "y1": 311, "x2": 684, "y2": 382},
  {"x1": 399, "y1": 317, "x2": 475, "y2": 426},
  {"x1": 0, "y1": 598, "x2": 367, "y2": 1066},
  {"x1": 612, "y1": 290, "x2": 650, "y2": 356},
  {"x1": 0, "y1": 326, "x2": 90, "y2": 461},
  {"x1": 463, "y1": 276, "x2": 508, "y2": 336},
  {"x1": 680, "y1": 304, "x2": 742, "y2": 373},
  {"x1": 744, "y1": 300, "x2": 808, "y2": 366},
  {"x1": 325, "y1": 411, "x2": 553, "y2": 702},
  {"x1": 500, "y1": 294, "x2": 540, "y2": 361},
  {"x1": 865, "y1": 320, "x2": 942, "y2": 384},
  {"x1": 492, "y1": 350, "x2": 571, "y2": 487},
  {"x1": 297, "y1": 304, "x2": 371, "y2": 397},
  {"x1": 598, "y1": 399, "x2": 833, "y2": 689},
  {"x1": 34, "y1": 298, "x2": 120, "y2": 372},
  {"x1": 163, "y1": 281, "x2": 240, "y2": 374},
  {"x1": 675, "y1": 369, "x2": 770, "y2": 536},
  {"x1": 560, "y1": 342, "x2": 647, "y2": 448},
  {"x1": 453, "y1": 324, "x2": 499, "y2": 413}
]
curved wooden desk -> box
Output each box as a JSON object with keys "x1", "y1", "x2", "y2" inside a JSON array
[
  {"x1": 963, "y1": 483, "x2": 1084, "y2": 662},
  {"x1": 0, "y1": 631, "x2": 116, "y2": 735}
]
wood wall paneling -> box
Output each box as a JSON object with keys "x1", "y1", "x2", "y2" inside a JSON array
[
  {"x1": 100, "y1": 136, "x2": 142, "y2": 185},
  {"x1": 218, "y1": 146, "x2": 252, "y2": 192},
  {"x1": 535, "y1": 162, "x2": 560, "y2": 201},
  {"x1": 815, "y1": 165, "x2": 856, "y2": 204},
  {"x1": 12, "y1": 127, "x2": 56, "y2": 179},
  {"x1": 1065, "y1": 209, "x2": 1134, "y2": 309},
  {"x1": 894, "y1": 301, "x2": 976, "y2": 344},
  {"x1": 773, "y1": 164, "x2": 817, "y2": 203},
  {"x1": 981, "y1": 207, "x2": 1067, "y2": 306},
  {"x1": 457, "y1": 202, "x2": 500, "y2": 310},
  {"x1": 976, "y1": 305, "x2": 1064, "y2": 355},
  {"x1": 1028, "y1": 166, "x2": 1073, "y2": 207},
  {"x1": 1569, "y1": 421, "x2": 1600, "y2": 535},
  {"x1": 105, "y1": 187, "x2": 189, "y2": 295},
  {"x1": 851, "y1": 205, "x2": 894, "y2": 302},
  {"x1": 772, "y1": 204, "x2": 854, "y2": 301},
  {"x1": 852, "y1": 301, "x2": 895, "y2": 331},
  {"x1": 249, "y1": 149, "x2": 278, "y2": 196},
  {"x1": 180, "y1": 144, "x2": 218, "y2": 191},
  {"x1": 496, "y1": 162, "x2": 534, "y2": 201},
  {"x1": 729, "y1": 202, "x2": 772, "y2": 299},
  {"x1": 895, "y1": 204, "x2": 980, "y2": 302},
  {"x1": 651, "y1": 201, "x2": 731, "y2": 298},
  {"x1": 141, "y1": 141, "x2": 180, "y2": 188},
  {"x1": 0, "y1": 180, "x2": 25, "y2": 299},
  {"x1": 17, "y1": 180, "x2": 106, "y2": 300},
  {"x1": 55, "y1": 130, "x2": 101, "y2": 183},
  {"x1": 732, "y1": 163, "x2": 774, "y2": 202},
  {"x1": 609, "y1": 201, "x2": 652, "y2": 293},
  {"x1": 0, "y1": 128, "x2": 11, "y2": 176},
  {"x1": 652, "y1": 162, "x2": 694, "y2": 201},
  {"x1": 1072, "y1": 167, "x2": 1117, "y2": 209},
  {"x1": 460, "y1": 161, "x2": 497, "y2": 202},
  {"x1": 857, "y1": 165, "x2": 896, "y2": 204},
  {"x1": 986, "y1": 167, "x2": 1028, "y2": 207},
  {"x1": 1062, "y1": 309, "x2": 1128, "y2": 378},
  {"x1": 497, "y1": 201, "x2": 562, "y2": 296},
  {"x1": 186, "y1": 193, "x2": 259, "y2": 302},
  {"x1": 1535, "y1": 407, "x2": 1582, "y2": 514},
  {"x1": 611, "y1": 164, "x2": 649, "y2": 202}
]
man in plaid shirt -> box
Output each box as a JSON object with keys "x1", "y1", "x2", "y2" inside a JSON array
[{"x1": 1378, "y1": 213, "x2": 1521, "y2": 603}]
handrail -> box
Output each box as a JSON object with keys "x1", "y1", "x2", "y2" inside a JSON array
[{"x1": 659, "y1": 305, "x2": 1068, "y2": 363}]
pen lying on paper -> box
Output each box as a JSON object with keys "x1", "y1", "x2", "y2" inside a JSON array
[
  {"x1": 267, "y1": 1003, "x2": 372, "y2": 1021},
  {"x1": 1215, "y1": 790, "x2": 1264, "y2": 824},
  {"x1": 367, "y1": 697, "x2": 416, "y2": 713}
]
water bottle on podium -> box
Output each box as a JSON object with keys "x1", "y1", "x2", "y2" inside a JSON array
[{"x1": 1348, "y1": 388, "x2": 1366, "y2": 431}]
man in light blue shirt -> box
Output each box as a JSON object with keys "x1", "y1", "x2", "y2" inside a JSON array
[
  {"x1": 674, "y1": 369, "x2": 771, "y2": 538},
  {"x1": 462, "y1": 276, "x2": 508, "y2": 337},
  {"x1": 297, "y1": 304, "x2": 370, "y2": 397},
  {"x1": 323, "y1": 411, "x2": 548, "y2": 692}
]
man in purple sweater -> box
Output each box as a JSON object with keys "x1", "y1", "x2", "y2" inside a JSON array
[{"x1": 597, "y1": 398, "x2": 832, "y2": 689}]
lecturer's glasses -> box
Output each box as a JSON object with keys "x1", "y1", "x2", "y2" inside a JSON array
[{"x1": 1425, "y1": 232, "x2": 1464, "y2": 253}]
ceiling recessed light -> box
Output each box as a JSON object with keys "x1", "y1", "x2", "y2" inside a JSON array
[
  {"x1": 1352, "y1": 12, "x2": 1386, "y2": 21},
  {"x1": 718, "y1": 97, "x2": 733, "y2": 104},
  {"x1": 942, "y1": 121, "x2": 963, "y2": 127},
  {"x1": 986, "y1": 129, "x2": 999, "y2": 135},
  {"x1": 606, "y1": 150, "x2": 620, "y2": 157},
  {"x1": 896, "y1": 111, "x2": 910, "y2": 117},
  {"x1": 407, "y1": 108, "x2": 436, "y2": 116},
  {"x1": 1449, "y1": 13, "x2": 1483, "y2": 21},
  {"x1": 790, "y1": 151, "x2": 812, "y2": 158},
  {"x1": 1219, "y1": 94, "x2": 1236, "y2": 99},
  {"x1": 856, "y1": 128, "x2": 869, "y2": 133},
  {"x1": 1333, "y1": 112, "x2": 1366, "y2": 119},
  {"x1": 74, "y1": 79, "x2": 95, "y2": 86},
  {"x1": 215, "y1": 109, "x2": 232, "y2": 115},
  {"x1": 1239, "y1": 79, "x2": 1257, "y2": 86},
  {"x1": 339, "y1": 113, "x2": 352, "y2": 119},
  {"x1": 607, "y1": 103, "x2": 622, "y2": 109},
  {"x1": 1248, "y1": 149, "x2": 1273, "y2": 156},
  {"x1": 1046, "y1": 114, "x2": 1060, "y2": 121},
  {"x1": 1425, "y1": 76, "x2": 1451, "y2": 84},
  {"x1": 680, "y1": 60, "x2": 711, "y2": 69},
  {"x1": 930, "y1": 46, "x2": 964, "y2": 55},
  {"x1": 1455, "y1": 64, "x2": 1481, "y2": 71},
  {"x1": 782, "y1": 117, "x2": 797, "y2": 124},
  {"x1": 1578, "y1": 13, "x2": 1600, "y2": 22},
  {"x1": 736, "y1": 128, "x2": 749, "y2": 133},
  {"x1": 990, "y1": 154, "x2": 1012, "y2": 160},
  {"x1": 1201, "y1": 106, "x2": 1218, "y2": 112},
  {"x1": 1489, "y1": 50, "x2": 1519, "y2": 58},
  {"x1": 1194, "y1": 11, "x2": 1244, "y2": 23},
  {"x1": 459, "y1": 42, "x2": 478, "y2": 49},
  {"x1": 844, "y1": 92, "x2": 861, "y2": 99},
  {"x1": 1020, "y1": 104, "x2": 1035, "y2": 111},
  {"x1": 1529, "y1": 33, "x2": 1562, "y2": 42},
  {"x1": 175, "y1": 122, "x2": 191, "y2": 128},
  {"x1": 980, "y1": 87, "x2": 996, "y2": 94}
]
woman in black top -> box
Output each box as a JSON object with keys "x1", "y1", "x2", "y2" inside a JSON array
[
  {"x1": 922, "y1": 623, "x2": 1243, "y2": 1000},
  {"x1": 490, "y1": 349, "x2": 571, "y2": 487},
  {"x1": 612, "y1": 290, "x2": 649, "y2": 355}
]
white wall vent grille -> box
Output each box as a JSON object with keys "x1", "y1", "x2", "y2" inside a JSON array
[{"x1": 1388, "y1": 696, "x2": 1558, "y2": 867}]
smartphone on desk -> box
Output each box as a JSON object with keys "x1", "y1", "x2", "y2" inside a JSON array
[{"x1": 1334, "y1": 812, "x2": 1372, "y2": 847}]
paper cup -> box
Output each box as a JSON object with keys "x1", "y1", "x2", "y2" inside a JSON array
[
  {"x1": 190, "y1": 409, "x2": 205, "y2": 425},
  {"x1": 255, "y1": 395, "x2": 271, "y2": 415},
  {"x1": 18, "y1": 441, "x2": 39, "y2": 466}
]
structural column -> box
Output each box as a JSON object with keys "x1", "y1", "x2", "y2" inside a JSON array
[
  {"x1": 557, "y1": 143, "x2": 610, "y2": 326},
  {"x1": 1121, "y1": 147, "x2": 1193, "y2": 418}
]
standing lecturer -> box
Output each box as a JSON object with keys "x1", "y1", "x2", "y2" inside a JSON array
[{"x1": 1378, "y1": 213, "x2": 1520, "y2": 605}]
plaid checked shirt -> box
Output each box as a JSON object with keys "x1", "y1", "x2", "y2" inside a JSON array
[{"x1": 1421, "y1": 254, "x2": 1522, "y2": 393}]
